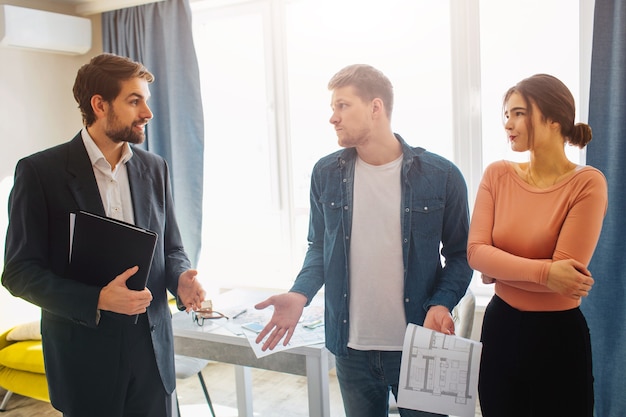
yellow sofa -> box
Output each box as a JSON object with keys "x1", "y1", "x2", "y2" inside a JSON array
[
  {"x1": 0, "y1": 322, "x2": 49, "y2": 411},
  {"x1": 0, "y1": 300, "x2": 179, "y2": 411}
]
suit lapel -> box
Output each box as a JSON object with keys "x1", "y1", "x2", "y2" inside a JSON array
[
  {"x1": 66, "y1": 134, "x2": 154, "y2": 229},
  {"x1": 66, "y1": 134, "x2": 106, "y2": 215},
  {"x1": 126, "y1": 150, "x2": 154, "y2": 231}
]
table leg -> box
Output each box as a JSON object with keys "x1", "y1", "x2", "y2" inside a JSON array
[
  {"x1": 234, "y1": 365, "x2": 253, "y2": 417},
  {"x1": 305, "y1": 350, "x2": 331, "y2": 417}
]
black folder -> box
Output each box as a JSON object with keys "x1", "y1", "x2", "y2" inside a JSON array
[{"x1": 69, "y1": 210, "x2": 158, "y2": 290}]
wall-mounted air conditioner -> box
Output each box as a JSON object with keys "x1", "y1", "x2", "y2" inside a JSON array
[{"x1": 0, "y1": 5, "x2": 91, "y2": 55}]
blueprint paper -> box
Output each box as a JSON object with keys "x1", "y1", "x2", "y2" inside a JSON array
[{"x1": 397, "y1": 324, "x2": 482, "y2": 417}]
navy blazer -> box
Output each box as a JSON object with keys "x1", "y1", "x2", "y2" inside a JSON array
[{"x1": 2, "y1": 133, "x2": 191, "y2": 413}]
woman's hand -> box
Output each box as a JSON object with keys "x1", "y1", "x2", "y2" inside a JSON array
[{"x1": 546, "y1": 259, "x2": 594, "y2": 299}]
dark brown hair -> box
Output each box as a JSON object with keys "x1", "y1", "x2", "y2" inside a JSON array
[
  {"x1": 73, "y1": 53, "x2": 155, "y2": 126},
  {"x1": 503, "y1": 74, "x2": 591, "y2": 148},
  {"x1": 328, "y1": 64, "x2": 394, "y2": 118}
]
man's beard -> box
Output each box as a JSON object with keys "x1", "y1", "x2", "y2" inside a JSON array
[
  {"x1": 106, "y1": 125, "x2": 145, "y2": 144},
  {"x1": 105, "y1": 109, "x2": 147, "y2": 144}
]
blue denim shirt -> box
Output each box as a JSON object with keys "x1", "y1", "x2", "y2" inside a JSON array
[{"x1": 290, "y1": 134, "x2": 473, "y2": 357}]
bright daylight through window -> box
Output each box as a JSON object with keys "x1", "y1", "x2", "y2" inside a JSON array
[{"x1": 190, "y1": 0, "x2": 583, "y2": 302}]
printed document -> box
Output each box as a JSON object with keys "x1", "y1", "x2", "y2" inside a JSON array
[
  {"x1": 397, "y1": 323, "x2": 482, "y2": 417},
  {"x1": 241, "y1": 304, "x2": 326, "y2": 358}
]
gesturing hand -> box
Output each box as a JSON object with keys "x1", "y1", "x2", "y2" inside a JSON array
[
  {"x1": 177, "y1": 269, "x2": 206, "y2": 312},
  {"x1": 254, "y1": 292, "x2": 308, "y2": 351},
  {"x1": 546, "y1": 259, "x2": 594, "y2": 299}
]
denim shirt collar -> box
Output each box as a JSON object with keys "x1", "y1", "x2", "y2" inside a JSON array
[{"x1": 333, "y1": 133, "x2": 424, "y2": 173}]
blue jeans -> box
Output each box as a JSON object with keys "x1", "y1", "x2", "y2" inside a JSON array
[{"x1": 335, "y1": 348, "x2": 447, "y2": 417}]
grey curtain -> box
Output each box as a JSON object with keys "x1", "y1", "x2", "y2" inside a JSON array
[
  {"x1": 580, "y1": 1, "x2": 626, "y2": 416},
  {"x1": 102, "y1": 0, "x2": 204, "y2": 267}
]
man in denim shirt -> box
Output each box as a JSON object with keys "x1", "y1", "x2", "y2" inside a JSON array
[{"x1": 255, "y1": 64, "x2": 473, "y2": 417}]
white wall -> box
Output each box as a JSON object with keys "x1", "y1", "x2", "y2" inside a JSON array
[{"x1": 0, "y1": 0, "x2": 103, "y2": 331}]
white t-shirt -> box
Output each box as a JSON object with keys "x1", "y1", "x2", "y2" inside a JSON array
[{"x1": 348, "y1": 154, "x2": 406, "y2": 351}]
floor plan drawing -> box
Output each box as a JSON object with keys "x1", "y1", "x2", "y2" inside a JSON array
[{"x1": 397, "y1": 324, "x2": 482, "y2": 417}]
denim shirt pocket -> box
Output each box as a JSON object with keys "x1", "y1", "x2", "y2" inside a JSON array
[
  {"x1": 318, "y1": 189, "x2": 344, "y2": 232},
  {"x1": 410, "y1": 198, "x2": 445, "y2": 238}
]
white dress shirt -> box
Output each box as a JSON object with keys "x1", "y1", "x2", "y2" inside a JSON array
[{"x1": 81, "y1": 128, "x2": 135, "y2": 224}]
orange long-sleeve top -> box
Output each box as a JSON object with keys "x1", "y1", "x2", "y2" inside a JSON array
[{"x1": 467, "y1": 160, "x2": 608, "y2": 311}]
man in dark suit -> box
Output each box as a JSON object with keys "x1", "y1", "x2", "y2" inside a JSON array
[{"x1": 1, "y1": 53, "x2": 205, "y2": 417}]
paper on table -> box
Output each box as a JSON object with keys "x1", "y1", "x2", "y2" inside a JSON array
[
  {"x1": 241, "y1": 305, "x2": 325, "y2": 358},
  {"x1": 242, "y1": 321, "x2": 325, "y2": 358},
  {"x1": 397, "y1": 323, "x2": 482, "y2": 417}
]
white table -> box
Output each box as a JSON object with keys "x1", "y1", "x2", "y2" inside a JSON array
[{"x1": 171, "y1": 289, "x2": 334, "y2": 417}]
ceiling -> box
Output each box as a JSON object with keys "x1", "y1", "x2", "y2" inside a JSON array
[{"x1": 45, "y1": 0, "x2": 166, "y2": 16}]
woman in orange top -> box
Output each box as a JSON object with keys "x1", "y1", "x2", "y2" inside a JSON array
[{"x1": 468, "y1": 74, "x2": 607, "y2": 416}]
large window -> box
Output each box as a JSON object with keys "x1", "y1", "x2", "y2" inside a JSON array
[
  {"x1": 479, "y1": 0, "x2": 582, "y2": 167},
  {"x1": 190, "y1": 0, "x2": 587, "y2": 300},
  {"x1": 192, "y1": 0, "x2": 453, "y2": 294}
]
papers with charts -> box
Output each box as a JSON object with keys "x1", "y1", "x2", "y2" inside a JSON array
[
  {"x1": 397, "y1": 324, "x2": 482, "y2": 417},
  {"x1": 199, "y1": 289, "x2": 326, "y2": 358},
  {"x1": 240, "y1": 304, "x2": 325, "y2": 358}
]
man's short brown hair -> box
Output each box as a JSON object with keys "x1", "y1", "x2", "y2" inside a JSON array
[
  {"x1": 328, "y1": 64, "x2": 394, "y2": 118},
  {"x1": 73, "y1": 53, "x2": 154, "y2": 126}
]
